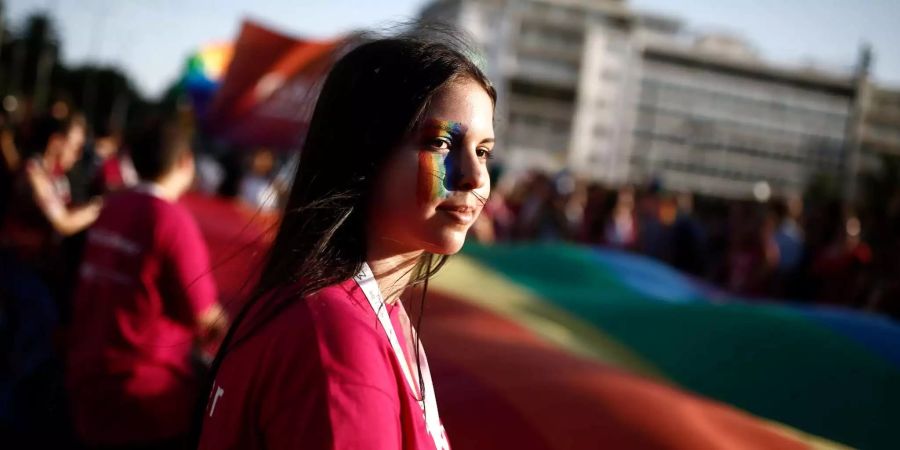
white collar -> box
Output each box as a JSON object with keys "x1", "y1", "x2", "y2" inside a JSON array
[{"x1": 133, "y1": 182, "x2": 170, "y2": 201}]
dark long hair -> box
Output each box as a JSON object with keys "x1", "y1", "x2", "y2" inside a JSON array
[{"x1": 195, "y1": 29, "x2": 495, "y2": 442}]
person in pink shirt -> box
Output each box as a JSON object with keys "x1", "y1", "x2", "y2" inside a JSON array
[
  {"x1": 67, "y1": 119, "x2": 227, "y2": 449},
  {"x1": 197, "y1": 33, "x2": 496, "y2": 450}
]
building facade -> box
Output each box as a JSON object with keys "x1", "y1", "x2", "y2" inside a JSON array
[
  {"x1": 633, "y1": 33, "x2": 858, "y2": 198},
  {"x1": 859, "y1": 86, "x2": 900, "y2": 174},
  {"x1": 420, "y1": 0, "x2": 868, "y2": 200}
]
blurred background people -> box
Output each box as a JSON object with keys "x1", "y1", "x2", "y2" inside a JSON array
[
  {"x1": 89, "y1": 122, "x2": 137, "y2": 196},
  {"x1": 238, "y1": 147, "x2": 283, "y2": 211},
  {"x1": 604, "y1": 186, "x2": 639, "y2": 250},
  {"x1": 66, "y1": 119, "x2": 226, "y2": 449},
  {"x1": 1, "y1": 114, "x2": 100, "y2": 302},
  {"x1": 0, "y1": 112, "x2": 98, "y2": 447}
]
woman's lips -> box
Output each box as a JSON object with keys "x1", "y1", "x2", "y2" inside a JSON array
[{"x1": 436, "y1": 204, "x2": 477, "y2": 225}]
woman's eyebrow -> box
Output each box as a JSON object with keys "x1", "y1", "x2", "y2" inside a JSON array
[{"x1": 420, "y1": 119, "x2": 467, "y2": 137}]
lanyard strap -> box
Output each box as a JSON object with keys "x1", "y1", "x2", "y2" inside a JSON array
[
  {"x1": 353, "y1": 264, "x2": 420, "y2": 398},
  {"x1": 354, "y1": 263, "x2": 449, "y2": 450}
]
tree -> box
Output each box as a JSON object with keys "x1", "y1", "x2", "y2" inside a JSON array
[{"x1": 0, "y1": 12, "x2": 152, "y2": 131}]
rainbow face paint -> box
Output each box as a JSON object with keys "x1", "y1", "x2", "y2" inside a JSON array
[
  {"x1": 417, "y1": 119, "x2": 466, "y2": 204},
  {"x1": 421, "y1": 119, "x2": 466, "y2": 142},
  {"x1": 418, "y1": 152, "x2": 451, "y2": 204}
]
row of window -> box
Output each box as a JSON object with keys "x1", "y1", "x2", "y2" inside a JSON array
[
  {"x1": 631, "y1": 153, "x2": 805, "y2": 189},
  {"x1": 631, "y1": 131, "x2": 845, "y2": 169},
  {"x1": 509, "y1": 111, "x2": 572, "y2": 134},
  {"x1": 632, "y1": 113, "x2": 844, "y2": 160},
  {"x1": 640, "y1": 80, "x2": 849, "y2": 134},
  {"x1": 641, "y1": 61, "x2": 852, "y2": 113},
  {"x1": 516, "y1": 55, "x2": 580, "y2": 85},
  {"x1": 507, "y1": 128, "x2": 570, "y2": 153},
  {"x1": 641, "y1": 74, "x2": 851, "y2": 121},
  {"x1": 518, "y1": 22, "x2": 584, "y2": 49},
  {"x1": 636, "y1": 102, "x2": 846, "y2": 144}
]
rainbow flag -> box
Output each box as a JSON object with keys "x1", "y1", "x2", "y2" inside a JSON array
[
  {"x1": 183, "y1": 194, "x2": 898, "y2": 450},
  {"x1": 424, "y1": 243, "x2": 898, "y2": 450},
  {"x1": 179, "y1": 43, "x2": 234, "y2": 119}
]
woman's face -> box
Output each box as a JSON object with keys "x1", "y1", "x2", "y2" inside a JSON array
[
  {"x1": 369, "y1": 77, "x2": 494, "y2": 256},
  {"x1": 59, "y1": 124, "x2": 86, "y2": 171}
]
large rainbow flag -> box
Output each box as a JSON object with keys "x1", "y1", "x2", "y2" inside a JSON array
[
  {"x1": 203, "y1": 20, "x2": 343, "y2": 149},
  {"x1": 183, "y1": 194, "x2": 899, "y2": 450},
  {"x1": 175, "y1": 20, "x2": 343, "y2": 149}
]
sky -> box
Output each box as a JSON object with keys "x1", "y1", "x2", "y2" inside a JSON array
[{"x1": 6, "y1": 0, "x2": 900, "y2": 98}]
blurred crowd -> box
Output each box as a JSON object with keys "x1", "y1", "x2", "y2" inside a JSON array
[
  {"x1": 0, "y1": 107, "x2": 229, "y2": 448},
  {"x1": 189, "y1": 144, "x2": 900, "y2": 318},
  {"x1": 469, "y1": 170, "x2": 900, "y2": 318}
]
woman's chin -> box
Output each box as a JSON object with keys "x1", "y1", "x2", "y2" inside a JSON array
[{"x1": 422, "y1": 230, "x2": 468, "y2": 255}]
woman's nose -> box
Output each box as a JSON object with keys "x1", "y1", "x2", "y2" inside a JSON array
[{"x1": 447, "y1": 148, "x2": 487, "y2": 192}]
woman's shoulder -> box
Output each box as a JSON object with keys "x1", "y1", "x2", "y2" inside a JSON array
[
  {"x1": 228, "y1": 278, "x2": 395, "y2": 386},
  {"x1": 243, "y1": 279, "x2": 389, "y2": 359}
]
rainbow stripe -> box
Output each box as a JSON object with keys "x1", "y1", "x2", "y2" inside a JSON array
[
  {"x1": 418, "y1": 152, "x2": 450, "y2": 204},
  {"x1": 422, "y1": 119, "x2": 465, "y2": 141}
]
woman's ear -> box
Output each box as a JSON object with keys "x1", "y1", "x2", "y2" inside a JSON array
[
  {"x1": 178, "y1": 149, "x2": 195, "y2": 169},
  {"x1": 176, "y1": 150, "x2": 196, "y2": 184}
]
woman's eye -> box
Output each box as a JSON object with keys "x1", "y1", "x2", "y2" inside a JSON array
[
  {"x1": 476, "y1": 148, "x2": 494, "y2": 160},
  {"x1": 429, "y1": 138, "x2": 451, "y2": 150}
]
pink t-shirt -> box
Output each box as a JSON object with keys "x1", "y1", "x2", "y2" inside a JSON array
[
  {"x1": 199, "y1": 279, "x2": 447, "y2": 450},
  {"x1": 67, "y1": 187, "x2": 217, "y2": 445}
]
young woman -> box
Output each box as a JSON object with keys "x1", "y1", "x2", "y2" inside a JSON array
[{"x1": 197, "y1": 33, "x2": 496, "y2": 449}]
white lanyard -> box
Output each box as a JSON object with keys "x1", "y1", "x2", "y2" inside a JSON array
[{"x1": 354, "y1": 263, "x2": 449, "y2": 450}]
